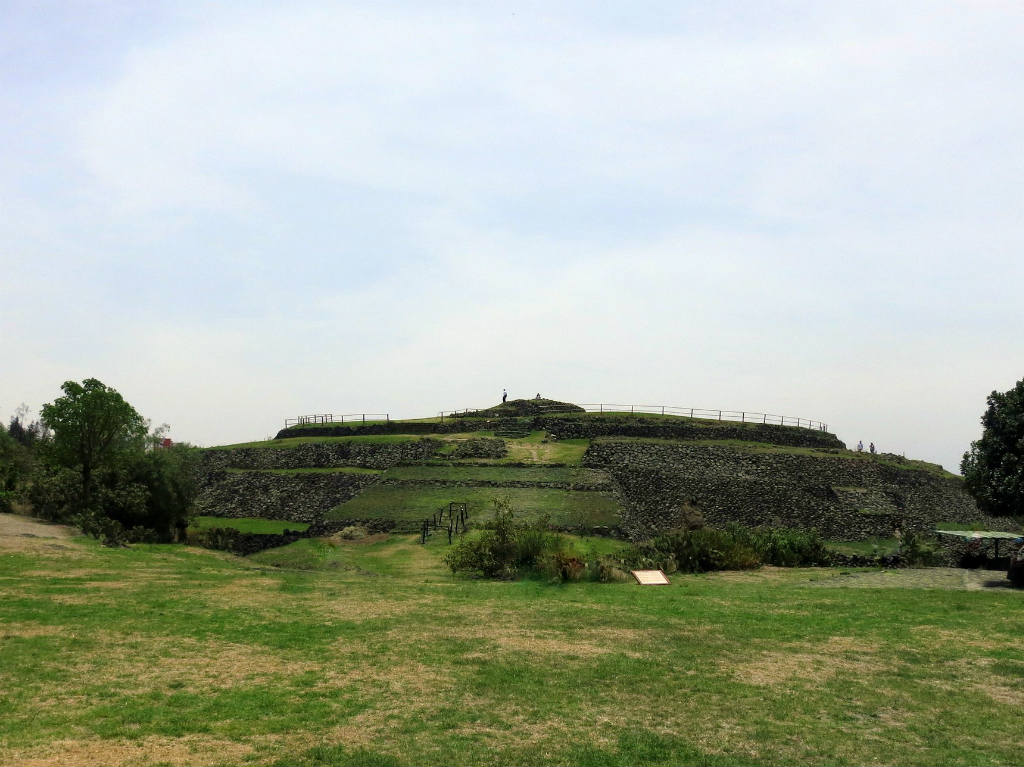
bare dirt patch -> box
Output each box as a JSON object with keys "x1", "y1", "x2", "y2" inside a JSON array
[
  {"x1": 0, "y1": 514, "x2": 82, "y2": 555},
  {"x1": 0, "y1": 513, "x2": 75, "y2": 539}
]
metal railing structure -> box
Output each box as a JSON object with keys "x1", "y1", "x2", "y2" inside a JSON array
[
  {"x1": 284, "y1": 413, "x2": 389, "y2": 428},
  {"x1": 438, "y1": 403, "x2": 828, "y2": 432},
  {"x1": 578, "y1": 404, "x2": 828, "y2": 432}
]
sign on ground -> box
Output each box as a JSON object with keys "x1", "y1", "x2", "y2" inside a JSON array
[{"x1": 631, "y1": 569, "x2": 670, "y2": 585}]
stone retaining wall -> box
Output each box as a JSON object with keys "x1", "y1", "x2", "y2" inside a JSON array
[
  {"x1": 583, "y1": 440, "x2": 1006, "y2": 540},
  {"x1": 450, "y1": 438, "x2": 507, "y2": 459},
  {"x1": 201, "y1": 439, "x2": 440, "y2": 471},
  {"x1": 276, "y1": 415, "x2": 842, "y2": 449},
  {"x1": 194, "y1": 471, "x2": 378, "y2": 523},
  {"x1": 540, "y1": 416, "x2": 843, "y2": 448}
]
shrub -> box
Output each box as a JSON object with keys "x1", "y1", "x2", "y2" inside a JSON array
[
  {"x1": 621, "y1": 525, "x2": 832, "y2": 575},
  {"x1": 900, "y1": 531, "x2": 943, "y2": 567},
  {"x1": 339, "y1": 525, "x2": 368, "y2": 540},
  {"x1": 748, "y1": 526, "x2": 833, "y2": 567},
  {"x1": 538, "y1": 551, "x2": 586, "y2": 582},
  {"x1": 444, "y1": 499, "x2": 566, "y2": 579}
]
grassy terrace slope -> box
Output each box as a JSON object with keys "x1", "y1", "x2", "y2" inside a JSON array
[
  {"x1": 327, "y1": 486, "x2": 621, "y2": 530},
  {"x1": 196, "y1": 405, "x2": 1001, "y2": 540},
  {"x1": 2, "y1": 516, "x2": 1022, "y2": 767}
]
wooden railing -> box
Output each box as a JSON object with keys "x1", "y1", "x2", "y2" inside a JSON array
[
  {"x1": 578, "y1": 404, "x2": 828, "y2": 432},
  {"x1": 439, "y1": 403, "x2": 828, "y2": 432},
  {"x1": 284, "y1": 413, "x2": 389, "y2": 428}
]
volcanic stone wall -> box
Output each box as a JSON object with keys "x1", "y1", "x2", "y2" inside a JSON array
[
  {"x1": 275, "y1": 414, "x2": 842, "y2": 450},
  {"x1": 194, "y1": 470, "x2": 379, "y2": 523},
  {"x1": 540, "y1": 416, "x2": 843, "y2": 449},
  {"x1": 584, "y1": 441, "x2": 995, "y2": 540},
  {"x1": 200, "y1": 439, "x2": 440, "y2": 471}
]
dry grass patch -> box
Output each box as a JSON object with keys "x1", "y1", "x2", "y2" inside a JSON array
[
  {"x1": 910, "y1": 626, "x2": 1010, "y2": 652},
  {"x1": 201, "y1": 577, "x2": 285, "y2": 609},
  {"x1": 30, "y1": 634, "x2": 322, "y2": 697},
  {"x1": 729, "y1": 636, "x2": 890, "y2": 687},
  {"x1": 454, "y1": 625, "x2": 649, "y2": 659},
  {"x1": 3, "y1": 734, "x2": 254, "y2": 767},
  {"x1": 320, "y1": 660, "x2": 453, "y2": 700},
  {"x1": 1, "y1": 622, "x2": 66, "y2": 639},
  {"x1": 943, "y1": 657, "x2": 1024, "y2": 706},
  {"x1": 325, "y1": 593, "x2": 440, "y2": 622}
]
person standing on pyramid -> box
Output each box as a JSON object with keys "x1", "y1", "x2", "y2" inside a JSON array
[{"x1": 502, "y1": 389, "x2": 507, "y2": 403}]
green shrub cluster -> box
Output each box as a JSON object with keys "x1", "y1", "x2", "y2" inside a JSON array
[
  {"x1": 444, "y1": 498, "x2": 570, "y2": 579},
  {"x1": 622, "y1": 524, "x2": 833, "y2": 574},
  {"x1": 899, "y1": 531, "x2": 943, "y2": 567}
]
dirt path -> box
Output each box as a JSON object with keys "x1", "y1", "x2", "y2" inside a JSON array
[
  {"x1": 812, "y1": 566, "x2": 1015, "y2": 591},
  {"x1": 0, "y1": 513, "x2": 75, "y2": 540}
]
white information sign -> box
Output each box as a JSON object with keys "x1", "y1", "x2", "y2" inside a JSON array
[{"x1": 631, "y1": 569, "x2": 670, "y2": 585}]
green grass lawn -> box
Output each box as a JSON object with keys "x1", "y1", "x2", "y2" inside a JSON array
[
  {"x1": 225, "y1": 467, "x2": 384, "y2": 476},
  {"x1": 2, "y1": 528, "x2": 1022, "y2": 766},
  {"x1": 326, "y1": 485, "x2": 622, "y2": 530},
  {"x1": 827, "y1": 537, "x2": 901, "y2": 557},
  {"x1": 189, "y1": 516, "x2": 311, "y2": 534},
  {"x1": 382, "y1": 465, "x2": 609, "y2": 485}
]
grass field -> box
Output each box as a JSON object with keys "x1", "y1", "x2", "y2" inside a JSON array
[
  {"x1": 381, "y1": 465, "x2": 610, "y2": 485},
  {"x1": 2, "y1": 514, "x2": 1022, "y2": 766},
  {"x1": 326, "y1": 486, "x2": 622, "y2": 530},
  {"x1": 225, "y1": 467, "x2": 384, "y2": 476},
  {"x1": 189, "y1": 516, "x2": 311, "y2": 534}
]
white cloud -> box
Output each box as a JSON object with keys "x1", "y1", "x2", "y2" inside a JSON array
[{"x1": 1, "y1": 1, "x2": 1022, "y2": 475}]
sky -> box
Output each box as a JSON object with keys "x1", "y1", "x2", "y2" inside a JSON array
[{"x1": 2, "y1": 0, "x2": 1022, "y2": 473}]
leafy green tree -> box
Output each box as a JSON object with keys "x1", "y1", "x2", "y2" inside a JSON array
[
  {"x1": 40, "y1": 379, "x2": 148, "y2": 514},
  {"x1": 961, "y1": 378, "x2": 1024, "y2": 518}
]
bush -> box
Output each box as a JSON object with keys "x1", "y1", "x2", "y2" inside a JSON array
[
  {"x1": 620, "y1": 525, "x2": 832, "y2": 575},
  {"x1": 444, "y1": 499, "x2": 566, "y2": 579},
  {"x1": 624, "y1": 527, "x2": 760, "y2": 574},
  {"x1": 900, "y1": 531, "x2": 943, "y2": 567},
  {"x1": 747, "y1": 526, "x2": 833, "y2": 567},
  {"x1": 339, "y1": 525, "x2": 368, "y2": 540},
  {"x1": 538, "y1": 551, "x2": 586, "y2": 582}
]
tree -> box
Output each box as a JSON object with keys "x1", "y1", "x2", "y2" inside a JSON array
[
  {"x1": 961, "y1": 378, "x2": 1024, "y2": 518},
  {"x1": 40, "y1": 379, "x2": 148, "y2": 513}
]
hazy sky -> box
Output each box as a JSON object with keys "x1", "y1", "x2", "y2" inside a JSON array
[{"x1": 2, "y1": 0, "x2": 1022, "y2": 473}]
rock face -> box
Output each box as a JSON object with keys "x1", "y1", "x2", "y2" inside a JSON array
[
  {"x1": 539, "y1": 416, "x2": 843, "y2": 448},
  {"x1": 450, "y1": 438, "x2": 507, "y2": 459},
  {"x1": 201, "y1": 440, "x2": 440, "y2": 471},
  {"x1": 194, "y1": 470, "x2": 379, "y2": 523},
  {"x1": 583, "y1": 440, "x2": 998, "y2": 540}
]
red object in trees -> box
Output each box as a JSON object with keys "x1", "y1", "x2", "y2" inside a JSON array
[{"x1": 160, "y1": 438, "x2": 173, "y2": 448}]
